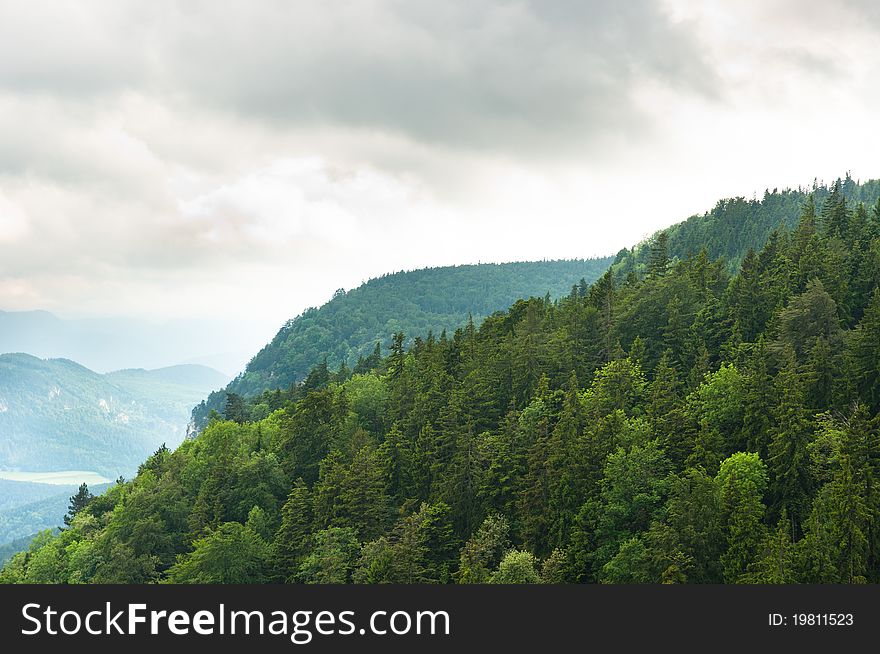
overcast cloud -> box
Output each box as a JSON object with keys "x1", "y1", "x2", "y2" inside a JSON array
[{"x1": 2, "y1": 0, "x2": 880, "y2": 345}]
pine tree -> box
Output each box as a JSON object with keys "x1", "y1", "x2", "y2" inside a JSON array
[
  {"x1": 848, "y1": 288, "x2": 880, "y2": 411},
  {"x1": 804, "y1": 335, "x2": 836, "y2": 410},
  {"x1": 64, "y1": 483, "x2": 93, "y2": 527},
  {"x1": 729, "y1": 249, "x2": 767, "y2": 342},
  {"x1": 589, "y1": 271, "x2": 616, "y2": 363},
  {"x1": 378, "y1": 424, "x2": 416, "y2": 503},
  {"x1": 821, "y1": 179, "x2": 850, "y2": 239},
  {"x1": 479, "y1": 409, "x2": 526, "y2": 531},
  {"x1": 388, "y1": 332, "x2": 406, "y2": 378},
  {"x1": 716, "y1": 452, "x2": 768, "y2": 583},
  {"x1": 546, "y1": 372, "x2": 586, "y2": 549},
  {"x1": 339, "y1": 445, "x2": 392, "y2": 541},
  {"x1": 828, "y1": 463, "x2": 869, "y2": 583},
  {"x1": 273, "y1": 478, "x2": 314, "y2": 582},
  {"x1": 740, "y1": 338, "x2": 774, "y2": 456},
  {"x1": 647, "y1": 232, "x2": 670, "y2": 278},
  {"x1": 223, "y1": 392, "x2": 248, "y2": 424},
  {"x1": 662, "y1": 296, "x2": 689, "y2": 365},
  {"x1": 302, "y1": 358, "x2": 331, "y2": 392},
  {"x1": 745, "y1": 511, "x2": 794, "y2": 583},
  {"x1": 767, "y1": 347, "x2": 812, "y2": 531},
  {"x1": 648, "y1": 351, "x2": 688, "y2": 466}
]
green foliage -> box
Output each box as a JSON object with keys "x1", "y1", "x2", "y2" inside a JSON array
[
  {"x1": 594, "y1": 440, "x2": 670, "y2": 579},
  {"x1": 8, "y1": 178, "x2": 880, "y2": 585},
  {"x1": 63, "y1": 483, "x2": 93, "y2": 527},
  {"x1": 353, "y1": 502, "x2": 455, "y2": 584},
  {"x1": 456, "y1": 514, "x2": 510, "y2": 584},
  {"x1": 193, "y1": 259, "x2": 614, "y2": 428},
  {"x1": 298, "y1": 527, "x2": 360, "y2": 584},
  {"x1": 166, "y1": 522, "x2": 270, "y2": 584},
  {"x1": 490, "y1": 550, "x2": 541, "y2": 584},
  {"x1": 273, "y1": 478, "x2": 313, "y2": 582},
  {"x1": 716, "y1": 452, "x2": 768, "y2": 582}
]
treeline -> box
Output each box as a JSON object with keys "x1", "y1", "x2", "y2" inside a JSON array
[
  {"x1": 191, "y1": 258, "x2": 614, "y2": 430},
  {"x1": 613, "y1": 174, "x2": 880, "y2": 277},
  {"x1": 4, "y1": 182, "x2": 880, "y2": 584}
]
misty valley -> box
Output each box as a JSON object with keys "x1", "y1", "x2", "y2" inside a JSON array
[{"x1": 0, "y1": 357, "x2": 228, "y2": 556}]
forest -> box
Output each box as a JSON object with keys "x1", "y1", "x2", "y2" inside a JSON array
[
  {"x1": 191, "y1": 258, "x2": 614, "y2": 429},
  {"x1": 3, "y1": 180, "x2": 880, "y2": 584}
]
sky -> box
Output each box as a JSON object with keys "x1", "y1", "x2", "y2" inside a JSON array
[{"x1": 2, "y1": 0, "x2": 880, "y2": 345}]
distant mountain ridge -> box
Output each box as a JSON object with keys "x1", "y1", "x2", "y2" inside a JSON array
[
  {"x1": 191, "y1": 257, "x2": 615, "y2": 428},
  {"x1": 0, "y1": 354, "x2": 228, "y2": 478},
  {"x1": 106, "y1": 364, "x2": 229, "y2": 393},
  {"x1": 0, "y1": 311, "x2": 265, "y2": 376}
]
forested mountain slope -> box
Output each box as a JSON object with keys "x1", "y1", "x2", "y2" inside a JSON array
[
  {"x1": 612, "y1": 175, "x2": 880, "y2": 277},
  {"x1": 192, "y1": 258, "x2": 614, "y2": 428},
  {"x1": 195, "y1": 178, "x2": 880, "y2": 433},
  {"x1": 0, "y1": 356, "x2": 227, "y2": 478},
  {"x1": 7, "y1": 184, "x2": 880, "y2": 584}
]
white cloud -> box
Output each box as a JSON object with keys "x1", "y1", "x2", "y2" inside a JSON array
[
  {"x1": 0, "y1": 192, "x2": 29, "y2": 243},
  {"x1": 0, "y1": 0, "x2": 879, "y2": 337}
]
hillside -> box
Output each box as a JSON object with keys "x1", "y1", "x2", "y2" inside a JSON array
[
  {"x1": 195, "y1": 179, "x2": 880, "y2": 431},
  {"x1": 0, "y1": 355, "x2": 227, "y2": 478},
  {"x1": 106, "y1": 365, "x2": 230, "y2": 406},
  {"x1": 191, "y1": 258, "x2": 614, "y2": 428},
  {"x1": 6, "y1": 182, "x2": 880, "y2": 585},
  {"x1": 613, "y1": 175, "x2": 880, "y2": 277}
]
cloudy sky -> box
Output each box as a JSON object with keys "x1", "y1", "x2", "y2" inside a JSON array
[{"x1": 2, "y1": 0, "x2": 880, "y2": 344}]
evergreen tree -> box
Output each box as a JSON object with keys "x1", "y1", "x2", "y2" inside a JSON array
[
  {"x1": 849, "y1": 289, "x2": 880, "y2": 411},
  {"x1": 767, "y1": 347, "x2": 813, "y2": 531},
  {"x1": 821, "y1": 179, "x2": 850, "y2": 239},
  {"x1": 223, "y1": 393, "x2": 248, "y2": 424},
  {"x1": 455, "y1": 514, "x2": 510, "y2": 583},
  {"x1": 298, "y1": 527, "x2": 360, "y2": 584},
  {"x1": 745, "y1": 511, "x2": 794, "y2": 583},
  {"x1": 716, "y1": 452, "x2": 768, "y2": 583},
  {"x1": 647, "y1": 232, "x2": 670, "y2": 278},
  {"x1": 64, "y1": 483, "x2": 93, "y2": 527},
  {"x1": 273, "y1": 478, "x2": 314, "y2": 582}
]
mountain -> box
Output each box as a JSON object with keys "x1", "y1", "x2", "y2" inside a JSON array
[
  {"x1": 194, "y1": 179, "x2": 880, "y2": 430},
  {"x1": 191, "y1": 258, "x2": 615, "y2": 428},
  {"x1": 0, "y1": 355, "x2": 228, "y2": 478},
  {"x1": 0, "y1": 311, "x2": 268, "y2": 376},
  {"x1": 7, "y1": 178, "x2": 880, "y2": 585},
  {"x1": 105, "y1": 365, "x2": 230, "y2": 401},
  {"x1": 612, "y1": 175, "x2": 880, "y2": 277}
]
